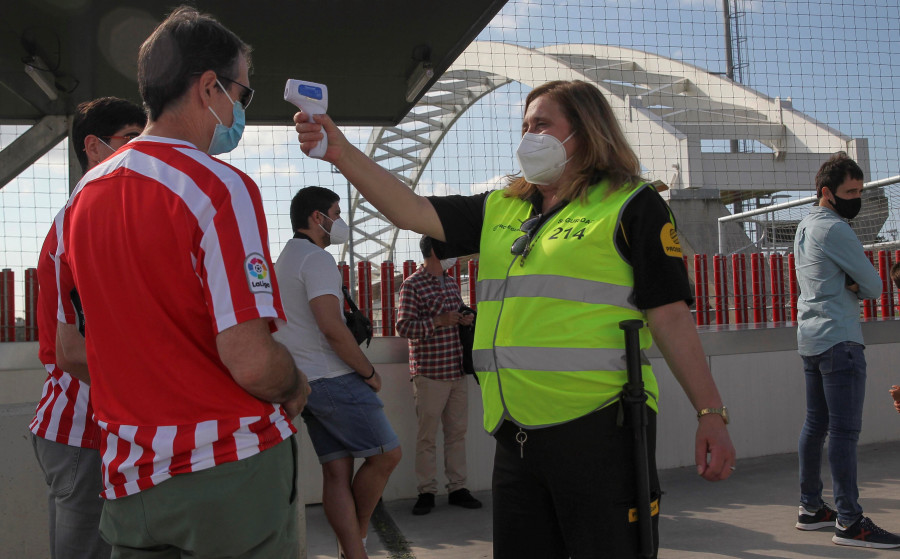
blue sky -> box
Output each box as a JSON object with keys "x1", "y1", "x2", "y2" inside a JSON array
[{"x1": 1, "y1": 0, "x2": 898, "y2": 319}]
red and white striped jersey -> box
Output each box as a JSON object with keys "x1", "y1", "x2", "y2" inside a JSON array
[
  {"x1": 56, "y1": 136, "x2": 294, "y2": 500},
  {"x1": 29, "y1": 222, "x2": 99, "y2": 449}
]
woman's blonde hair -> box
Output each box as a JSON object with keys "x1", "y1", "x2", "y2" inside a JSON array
[{"x1": 505, "y1": 80, "x2": 643, "y2": 202}]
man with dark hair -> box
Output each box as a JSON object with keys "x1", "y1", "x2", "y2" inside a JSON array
[
  {"x1": 793, "y1": 151, "x2": 900, "y2": 548},
  {"x1": 54, "y1": 6, "x2": 309, "y2": 557},
  {"x1": 273, "y1": 186, "x2": 400, "y2": 559},
  {"x1": 30, "y1": 97, "x2": 145, "y2": 559},
  {"x1": 396, "y1": 236, "x2": 481, "y2": 516},
  {"x1": 70, "y1": 97, "x2": 147, "y2": 173}
]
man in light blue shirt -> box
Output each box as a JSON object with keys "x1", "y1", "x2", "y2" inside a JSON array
[{"x1": 793, "y1": 151, "x2": 900, "y2": 549}]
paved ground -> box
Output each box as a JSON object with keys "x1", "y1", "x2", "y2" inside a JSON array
[{"x1": 306, "y1": 441, "x2": 900, "y2": 558}]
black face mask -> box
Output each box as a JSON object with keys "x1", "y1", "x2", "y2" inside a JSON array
[{"x1": 830, "y1": 193, "x2": 862, "y2": 220}]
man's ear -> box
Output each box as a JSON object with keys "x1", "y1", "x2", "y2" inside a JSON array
[
  {"x1": 83, "y1": 135, "x2": 107, "y2": 166},
  {"x1": 195, "y1": 70, "x2": 219, "y2": 109}
]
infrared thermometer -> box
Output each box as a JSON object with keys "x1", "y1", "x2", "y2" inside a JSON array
[{"x1": 284, "y1": 79, "x2": 328, "y2": 159}]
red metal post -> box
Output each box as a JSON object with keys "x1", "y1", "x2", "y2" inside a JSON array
[
  {"x1": 750, "y1": 254, "x2": 760, "y2": 323},
  {"x1": 769, "y1": 254, "x2": 785, "y2": 323},
  {"x1": 713, "y1": 255, "x2": 728, "y2": 325},
  {"x1": 693, "y1": 254, "x2": 709, "y2": 326},
  {"x1": 25, "y1": 268, "x2": 38, "y2": 341},
  {"x1": 380, "y1": 261, "x2": 395, "y2": 336},
  {"x1": 863, "y1": 251, "x2": 875, "y2": 319},
  {"x1": 403, "y1": 259, "x2": 416, "y2": 280},
  {"x1": 750, "y1": 253, "x2": 767, "y2": 324},
  {"x1": 888, "y1": 251, "x2": 896, "y2": 318},
  {"x1": 788, "y1": 254, "x2": 799, "y2": 323},
  {"x1": 895, "y1": 250, "x2": 900, "y2": 315},
  {"x1": 357, "y1": 261, "x2": 373, "y2": 321},
  {"x1": 1, "y1": 269, "x2": 13, "y2": 342},
  {"x1": 878, "y1": 251, "x2": 892, "y2": 319},
  {"x1": 446, "y1": 260, "x2": 462, "y2": 289},
  {"x1": 732, "y1": 254, "x2": 747, "y2": 324}
]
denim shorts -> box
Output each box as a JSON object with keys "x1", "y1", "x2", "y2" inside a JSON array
[{"x1": 301, "y1": 372, "x2": 399, "y2": 464}]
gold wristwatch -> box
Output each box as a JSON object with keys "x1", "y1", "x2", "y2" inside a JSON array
[{"x1": 697, "y1": 407, "x2": 729, "y2": 424}]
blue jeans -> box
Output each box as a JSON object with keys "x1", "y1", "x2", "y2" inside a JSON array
[{"x1": 798, "y1": 341, "x2": 866, "y2": 526}]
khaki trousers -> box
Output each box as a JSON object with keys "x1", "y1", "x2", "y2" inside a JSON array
[
  {"x1": 412, "y1": 375, "x2": 469, "y2": 494},
  {"x1": 100, "y1": 437, "x2": 299, "y2": 559}
]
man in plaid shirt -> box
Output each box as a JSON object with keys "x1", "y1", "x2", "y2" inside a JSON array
[{"x1": 397, "y1": 236, "x2": 483, "y2": 515}]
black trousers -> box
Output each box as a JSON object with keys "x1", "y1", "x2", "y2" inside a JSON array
[{"x1": 492, "y1": 405, "x2": 660, "y2": 559}]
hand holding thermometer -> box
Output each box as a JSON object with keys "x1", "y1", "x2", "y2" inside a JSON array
[{"x1": 284, "y1": 79, "x2": 328, "y2": 158}]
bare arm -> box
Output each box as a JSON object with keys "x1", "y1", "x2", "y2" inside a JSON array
[
  {"x1": 294, "y1": 111, "x2": 445, "y2": 241},
  {"x1": 55, "y1": 322, "x2": 90, "y2": 384},
  {"x1": 216, "y1": 318, "x2": 309, "y2": 412},
  {"x1": 646, "y1": 301, "x2": 736, "y2": 481},
  {"x1": 309, "y1": 294, "x2": 381, "y2": 392}
]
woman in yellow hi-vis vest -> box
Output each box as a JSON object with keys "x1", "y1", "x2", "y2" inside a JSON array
[{"x1": 293, "y1": 80, "x2": 735, "y2": 559}]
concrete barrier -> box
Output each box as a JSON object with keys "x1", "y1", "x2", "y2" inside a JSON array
[{"x1": 4, "y1": 319, "x2": 900, "y2": 555}]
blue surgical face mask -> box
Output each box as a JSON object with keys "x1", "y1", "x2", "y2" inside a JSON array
[{"x1": 208, "y1": 79, "x2": 246, "y2": 155}]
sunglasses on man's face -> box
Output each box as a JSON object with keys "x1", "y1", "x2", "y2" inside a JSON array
[{"x1": 218, "y1": 75, "x2": 254, "y2": 109}]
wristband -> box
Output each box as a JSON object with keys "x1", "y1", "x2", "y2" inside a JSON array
[{"x1": 362, "y1": 367, "x2": 376, "y2": 380}]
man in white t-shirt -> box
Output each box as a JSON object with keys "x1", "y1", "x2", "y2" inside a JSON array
[{"x1": 274, "y1": 186, "x2": 401, "y2": 559}]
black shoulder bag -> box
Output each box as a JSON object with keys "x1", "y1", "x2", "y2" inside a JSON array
[
  {"x1": 458, "y1": 304, "x2": 477, "y2": 383},
  {"x1": 341, "y1": 285, "x2": 373, "y2": 347}
]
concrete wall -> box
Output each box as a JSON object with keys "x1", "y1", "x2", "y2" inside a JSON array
[{"x1": 4, "y1": 320, "x2": 900, "y2": 555}]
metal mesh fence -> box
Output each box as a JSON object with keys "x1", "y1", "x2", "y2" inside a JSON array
[{"x1": 2, "y1": 0, "x2": 899, "y2": 326}]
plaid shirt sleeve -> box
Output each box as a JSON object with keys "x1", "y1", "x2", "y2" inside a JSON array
[
  {"x1": 396, "y1": 268, "x2": 465, "y2": 380},
  {"x1": 397, "y1": 275, "x2": 435, "y2": 340}
]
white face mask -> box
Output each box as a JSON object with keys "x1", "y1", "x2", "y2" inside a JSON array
[
  {"x1": 515, "y1": 132, "x2": 575, "y2": 185},
  {"x1": 440, "y1": 257, "x2": 457, "y2": 271},
  {"x1": 319, "y1": 213, "x2": 350, "y2": 245}
]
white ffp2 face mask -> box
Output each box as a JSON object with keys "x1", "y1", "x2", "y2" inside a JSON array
[
  {"x1": 515, "y1": 132, "x2": 575, "y2": 185},
  {"x1": 440, "y1": 257, "x2": 457, "y2": 271},
  {"x1": 319, "y1": 214, "x2": 350, "y2": 245}
]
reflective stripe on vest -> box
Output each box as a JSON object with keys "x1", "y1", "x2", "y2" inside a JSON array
[
  {"x1": 472, "y1": 346, "x2": 650, "y2": 374},
  {"x1": 477, "y1": 275, "x2": 638, "y2": 309},
  {"x1": 474, "y1": 181, "x2": 660, "y2": 433}
]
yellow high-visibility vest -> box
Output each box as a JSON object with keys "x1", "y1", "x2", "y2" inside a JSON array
[{"x1": 474, "y1": 181, "x2": 659, "y2": 433}]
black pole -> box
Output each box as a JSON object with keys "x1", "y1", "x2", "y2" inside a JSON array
[{"x1": 619, "y1": 319, "x2": 653, "y2": 558}]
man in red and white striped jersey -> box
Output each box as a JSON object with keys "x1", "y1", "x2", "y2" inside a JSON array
[
  {"x1": 54, "y1": 6, "x2": 310, "y2": 558},
  {"x1": 30, "y1": 97, "x2": 146, "y2": 559}
]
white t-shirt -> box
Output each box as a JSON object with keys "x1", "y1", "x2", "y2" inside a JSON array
[{"x1": 273, "y1": 238, "x2": 353, "y2": 381}]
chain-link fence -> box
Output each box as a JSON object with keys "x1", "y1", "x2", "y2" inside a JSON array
[{"x1": 2, "y1": 0, "x2": 899, "y2": 329}]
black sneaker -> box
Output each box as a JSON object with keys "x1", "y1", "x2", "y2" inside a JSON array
[
  {"x1": 412, "y1": 492, "x2": 435, "y2": 515},
  {"x1": 796, "y1": 503, "x2": 837, "y2": 530},
  {"x1": 833, "y1": 516, "x2": 900, "y2": 548},
  {"x1": 448, "y1": 488, "x2": 483, "y2": 509}
]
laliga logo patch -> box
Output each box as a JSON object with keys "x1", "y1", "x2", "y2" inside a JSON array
[
  {"x1": 660, "y1": 223, "x2": 682, "y2": 257},
  {"x1": 245, "y1": 253, "x2": 273, "y2": 293}
]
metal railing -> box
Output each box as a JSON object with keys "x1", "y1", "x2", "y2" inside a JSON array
[
  {"x1": 717, "y1": 174, "x2": 900, "y2": 254},
  {"x1": 4, "y1": 251, "x2": 898, "y2": 341}
]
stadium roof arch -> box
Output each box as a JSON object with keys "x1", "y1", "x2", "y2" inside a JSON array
[{"x1": 348, "y1": 41, "x2": 868, "y2": 263}]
